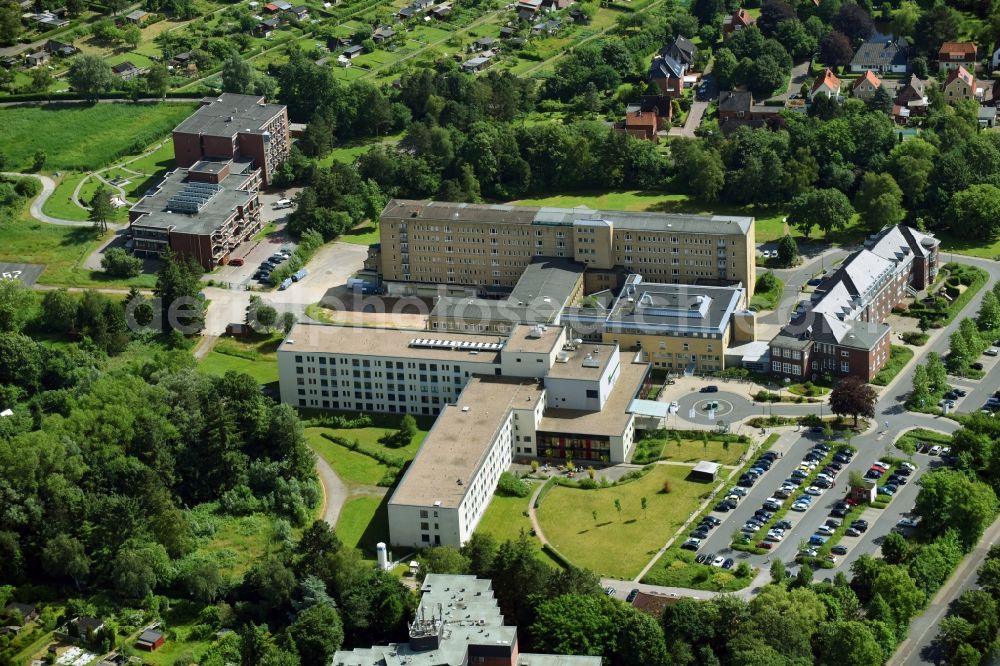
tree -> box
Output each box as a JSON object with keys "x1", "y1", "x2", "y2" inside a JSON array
[
  {"x1": 881, "y1": 531, "x2": 912, "y2": 565},
  {"x1": 756, "y1": 270, "x2": 779, "y2": 294},
  {"x1": 833, "y1": 3, "x2": 875, "y2": 42},
  {"x1": 854, "y1": 172, "x2": 905, "y2": 232},
  {"x1": 529, "y1": 594, "x2": 626, "y2": 659},
  {"x1": 0, "y1": 0, "x2": 22, "y2": 45},
  {"x1": 870, "y1": 565, "x2": 925, "y2": 629},
  {"x1": 41, "y1": 288, "x2": 78, "y2": 333},
  {"x1": 948, "y1": 330, "x2": 972, "y2": 374},
  {"x1": 42, "y1": 534, "x2": 90, "y2": 588},
  {"x1": 915, "y1": 3, "x2": 962, "y2": 55},
  {"x1": 28, "y1": 67, "x2": 53, "y2": 93},
  {"x1": 788, "y1": 189, "x2": 855, "y2": 237},
  {"x1": 820, "y1": 31, "x2": 853, "y2": 66},
  {"x1": 89, "y1": 186, "x2": 114, "y2": 236},
  {"x1": 815, "y1": 620, "x2": 883, "y2": 666},
  {"x1": 978, "y1": 290, "x2": 1000, "y2": 331},
  {"x1": 0, "y1": 278, "x2": 38, "y2": 332},
  {"x1": 418, "y1": 547, "x2": 470, "y2": 575},
  {"x1": 926, "y1": 352, "x2": 948, "y2": 393},
  {"x1": 776, "y1": 234, "x2": 798, "y2": 267},
  {"x1": 770, "y1": 559, "x2": 786, "y2": 583},
  {"x1": 146, "y1": 63, "x2": 169, "y2": 99},
  {"x1": 616, "y1": 609, "x2": 669, "y2": 666},
  {"x1": 614, "y1": 498, "x2": 622, "y2": 520},
  {"x1": 748, "y1": 54, "x2": 788, "y2": 97},
  {"x1": 914, "y1": 469, "x2": 998, "y2": 548},
  {"x1": 287, "y1": 603, "x2": 344, "y2": 665},
  {"x1": 910, "y1": 364, "x2": 930, "y2": 408},
  {"x1": 868, "y1": 85, "x2": 894, "y2": 115},
  {"x1": 758, "y1": 0, "x2": 797, "y2": 37},
  {"x1": 670, "y1": 139, "x2": 725, "y2": 201},
  {"x1": 121, "y1": 23, "x2": 141, "y2": 49},
  {"x1": 829, "y1": 376, "x2": 877, "y2": 426},
  {"x1": 947, "y1": 184, "x2": 1000, "y2": 242},
  {"x1": 67, "y1": 55, "x2": 114, "y2": 102},
  {"x1": 154, "y1": 251, "x2": 205, "y2": 334},
  {"x1": 222, "y1": 54, "x2": 254, "y2": 94},
  {"x1": 282, "y1": 311, "x2": 298, "y2": 334},
  {"x1": 255, "y1": 304, "x2": 278, "y2": 331},
  {"x1": 101, "y1": 247, "x2": 143, "y2": 278}
]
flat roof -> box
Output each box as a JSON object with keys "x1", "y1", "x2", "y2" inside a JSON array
[
  {"x1": 129, "y1": 165, "x2": 257, "y2": 235},
  {"x1": 280, "y1": 323, "x2": 503, "y2": 363},
  {"x1": 381, "y1": 200, "x2": 753, "y2": 236},
  {"x1": 539, "y1": 358, "x2": 647, "y2": 437},
  {"x1": 545, "y1": 342, "x2": 617, "y2": 380},
  {"x1": 605, "y1": 278, "x2": 744, "y2": 335},
  {"x1": 173, "y1": 92, "x2": 285, "y2": 138},
  {"x1": 504, "y1": 323, "x2": 563, "y2": 355},
  {"x1": 389, "y1": 377, "x2": 545, "y2": 509},
  {"x1": 693, "y1": 460, "x2": 722, "y2": 475}
]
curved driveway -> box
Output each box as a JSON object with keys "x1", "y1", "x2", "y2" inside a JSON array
[{"x1": 1, "y1": 172, "x2": 94, "y2": 226}]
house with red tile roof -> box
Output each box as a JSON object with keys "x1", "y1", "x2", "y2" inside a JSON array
[
  {"x1": 943, "y1": 65, "x2": 976, "y2": 102},
  {"x1": 938, "y1": 42, "x2": 977, "y2": 72},
  {"x1": 722, "y1": 8, "x2": 754, "y2": 35},
  {"x1": 810, "y1": 68, "x2": 841, "y2": 100},
  {"x1": 852, "y1": 69, "x2": 882, "y2": 101}
]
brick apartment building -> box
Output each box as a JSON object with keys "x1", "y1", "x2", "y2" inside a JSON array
[
  {"x1": 128, "y1": 159, "x2": 263, "y2": 269},
  {"x1": 769, "y1": 224, "x2": 939, "y2": 382},
  {"x1": 366, "y1": 200, "x2": 757, "y2": 298},
  {"x1": 172, "y1": 93, "x2": 289, "y2": 187}
]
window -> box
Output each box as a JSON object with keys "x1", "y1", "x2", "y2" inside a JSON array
[
  {"x1": 841, "y1": 361, "x2": 850, "y2": 373},
  {"x1": 586, "y1": 389, "x2": 599, "y2": 398}
]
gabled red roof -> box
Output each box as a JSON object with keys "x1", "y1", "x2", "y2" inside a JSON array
[
  {"x1": 812, "y1": 67, "x2": 841, "y2": 93},
  {"x1": 730, "y1": 8, "x2": 754, "y2": 27},
  {"x1": 944, "y1": 65, "x2": 975, "y2": 88},
  {"x1": 938, "y1": 42, "x2": 976, "y2": 59},
  {"x1": 852, "y1": 69, "x2": 881, "y2": 90}
]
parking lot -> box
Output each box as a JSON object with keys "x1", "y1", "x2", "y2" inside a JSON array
[
  {"x1": 681, "y1": 427, "x2": 935, "y2": 580},
  {"x1": 0, "y1": 262, "x2": 44, "y2": 285}
]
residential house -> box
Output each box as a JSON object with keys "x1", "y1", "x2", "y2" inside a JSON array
[
  {"x1": 810, "y1": 67, "x2": 841, "y2": 100},
  {"x1": 262, "y1": 2, "x2": 280, "y2": 12},
  {"x1": 499, "y1": 26, "x2": 515, "y2": 38},
  {"x1": 717, "y1": 90, "x2": 782, "y2": 134},
  {"x1": 327, "y1": 35, "x2": 351, "y2": 50},
  {"x1": 273, "y1": 0, "x2": 292, "y2": 9},
  {"x1": 531, "y1": 19, "x2": 560, "y2": 34},
  {"x1": 373, "y1": 26, "x2": 395, "y2": 42},
  {"x1": 31, "y1": 11, "x2": 68, "y2": 28},
  {"x1": 4, "y1": 603, "x2": 38, "y2": 624},
  {"x1": 648, "y1": 51, "x2": 686, "y2": 97},
  {"x1": 171, "y1": 51, "x2": 193, "y2": 67},
  {"x1": 25, "y1": 51, "x2": 49, "y2": 68},
  {"x1": 850, "y1": 34, "x2": 908, "y2": 73},
  {"x1": 287, "y1": 5, "x2": 309, "y2": 20},
  {"x1": 343, "y1": 44, "x2": 364, "y2": 59},
  {"x1": 44, "y1": 39, "x2": 78, "y2": 56},
  {"x1": 979, "y1": 105, "x2": 997, "y2": 128},
  {"x1": 461, "y1": 55, "x2": 491, "y2": 72},
  {"x1": 851, "y1": 69, "x2": 882, "y2": 101},
  {"x1": 74, "y1": 617, "x2": 105, "y2": 639},
  {"x1": 431, "y1": 3, "x2": 451, "y2": 18},
  {"x1": 992, "y1": 45, "x2": 1000, "y2": 70},
  {"x1": 125, "y1": 9, "x2": 149, "y2": 23},
  {"x1": 893, "y1": 73, "x2": 928, "y2": 119},
  {"x1": 631, "y1": 591, "x2": 682, "y2": 617},
  {"x1": 397, "y1": 5, "x2": 415, "y2": 18},
  {"x1": 614, "y1": 108, "x2": 660, "y2": 142},
  {"x1": 541, "y1": 0, "x2": 573, "y2": 8},
  {"x1": 136, "y1": 630, "x2": 165, "y2": 651},
  {"x1": 938, "y1": 42, "x2": 977, "y2": 72},
  {"x1": 112, "y1": 61, "x2": 140, "y2": 80},
  {"x1": 722, "y1": 8, "x2": 754, "y2": 35},
  {"x1": 943, "y1": 65, "x2": 976, "y2": 102},
  {"x1": 663, "y1": 35, "x2": 697, "y2": 68}
]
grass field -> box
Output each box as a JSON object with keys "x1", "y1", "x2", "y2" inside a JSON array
[
  {"x1": 339, "y1": 221, "x2": 380, "y2": 245},
  {"x1": 633, "y1": 435, "x2": 746, "y2": 466},
  {"x1": 536, "y1": 465, "x2": 712, "y2": 578},
  {"x1": 337, "y1": 495, "x2": 389, "y2": 554},
  {"x1": 0, "y1": 103, "x2": 195, "y2": 172},
  {"x1": 872, "y1": 345, "x2": 915, "y2": 386},
  {"x1": 41, "y1": 172, "x2": 90, "y2": 221},
  {"x1": 939, "y1": 232, "x2": 1000, "y2": 260},
  {"x1": 476, "y1": 490, "x2": 537, "y2": 545},
  {"x1": 138, "y1": 601, "x2": 215, "y2": 665},
  {"x1": 641, "y1": 546, "x2": 754, "y2": 591},
  {"x1": 750, "y1": 273, "x2": 784, "y2": 311},
  {"x1": 305, "y1": 427, "x2": 389, "y2": 485},
  {"x1": 510, "y1": 191, "x2": 790, "y2": 242},
  {"x1": 194, "y1": 511, "x2": 281, "y2": 577},
  {"x1": 198, "y1": 350, "x2": 279, "y2": 384}
]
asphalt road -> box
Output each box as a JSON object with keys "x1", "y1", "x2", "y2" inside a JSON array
[{"x1": 0, "y1": 262, "x2": 44, "y2": 285}]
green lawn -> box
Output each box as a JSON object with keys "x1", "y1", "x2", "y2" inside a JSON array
[
  {"x1": 536, "y1": 466, "x2": 712, "y2": 579},
  {"x1": 939, "y1": 232, "x2": 1000, "y2": 260},
  {"x1": 509, "y1": 191, "x2": 790, "y2": 242},
  {"x1": 872, "y1": 345, "x2": 915, "y2": 386},
  {"x1": 192, "y1": 510, "x2": 282, "y2": 577},
  {"x1": 477, "y1": 490, "x2": 537, "y2": 544},
  {"x1": 336, "y1": 495, "x2": 389, "y2": 554},
  {"x1": 301, "y1": 413, "x2": 430, "y2": 463},
  {"x1": 339, "y1": 221, "x2": 380, "y2": 245},
  {"x1": 633, "y1": 436, "x2": 746, "y2": 466},
  {"x1": 750, "y1": 274, "x2": 784, "y2": 311},
  {"x1": 41, "y1": 172, "x2": 90, "y2": 221},
  {"x1": 198, "y1": 350, "x2": 279, "y2": 384},
  {"x1": 137, "y1": 601, "x2": 215, "y2": 666},
  {"x1": 305, "y1": 427, "x2": 389, "y2": 485},
  {"x1": 0, "y1": 103, "x2": 195, "y2": 172}
]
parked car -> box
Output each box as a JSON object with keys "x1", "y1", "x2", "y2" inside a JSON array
[
  {"x1": 816, "y1": 525, "x2": 836, "y2": 536},
  {"x1": 695, "y1": 553, "x2": 708, "y2": 564},
  {"x1": 701, "y1": 385, "x2": 719, "y2": 393},
  {"x1": 626, "y1": 588, "x2": 639, "y2": 602},
  {"x1": 681, "y1": 539, "x2": 700, "y2": 551},
  {"x1": 605, "y1": 586, "x2": 616, "y2": 596},
  {"x1": 972, "y1": 362, "x2": 985, "y2": 370},
  {"x1": 897, "y1": 517, "x2": 919, "y2": 528},
  {"x1": 702, "y1": 516, "x2": 721, "y2": 527},
  {"x1": 712, "y1": 556, "x2": 726, "y2": 567},
  {"x1": 809, "y1": 534, "x2": 828, "y2": 545},
  {"x1": 722, "y1": 558, "x2": 735, "y2": 569},
  {"x1": 845, "y1": 527, "x2": 861, "y2": 537},
  {"x1": 274, "y1": 198, "x2": 293, "y2": 209},
  {"x1": 228, "y1": 257, "x2": 244, "y2": 266},
  {"x1": 985, "y1": 347, "x2": 999, "y2": 357},
  {"x1": 831, "y1": 545, "x2": 848, "y2": 555},
  {"x1": 757, "y1": 541, "x2": 773, "y2": 550},
  {"x1": 929, "y1": 445, "x2": 942, "y2": 456},
  {"x1": 715, "y1": 500, "x2": 736, "y2": 512},
  {"x1": 851, "y1": 519, "x2": 868, "y2": 532}
]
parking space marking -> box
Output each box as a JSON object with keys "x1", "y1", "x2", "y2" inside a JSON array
[{"x1": 0, "y1": 262, "x2": 44, "y2": 286}]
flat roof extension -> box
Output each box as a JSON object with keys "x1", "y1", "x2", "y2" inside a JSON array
[{"x1": 174, "y1": 92, "x2": 285, "y2": 138}]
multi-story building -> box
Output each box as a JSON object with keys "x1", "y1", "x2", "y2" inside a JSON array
[
  {"x1": 172, "y1": 93, "x2": 289, "y2": 187},
  {"x1": 128, "y1": 159, "x2": 263, "y2": 269},
  {"x1": 332, "y1": 574, "x2": 601, "y2": 666},
  {"x1": 768, "y1": 224, "x2": 939, "y2": 382},
  {"x1": 367, "y1": 200, "x2": 756, "y2": 298},
  {"x1": 278, "y1": 321, "x2": 650, "y2": 546},
  {"x1": 563, "y1": 276, "x2": 753, "y2": 374}
]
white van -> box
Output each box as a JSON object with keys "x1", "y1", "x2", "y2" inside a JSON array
[{"x1": 274, "y1": 198, "x2": 293, "y2": 209}]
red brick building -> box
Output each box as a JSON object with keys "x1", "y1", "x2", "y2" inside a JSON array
[
  {"x1": 172, "y1": 93, "x2": 289, "y2": 187},
  {"x1": 768, "y1": 225, "x2": 939, "y2": 382}
]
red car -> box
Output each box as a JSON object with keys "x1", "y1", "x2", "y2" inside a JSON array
[
  {"x1": 756, "y1": 541, "x2": 773, "y2": 550},
  {"x1": 228, "y1": 257, "x2": 245, "y2": 266}
]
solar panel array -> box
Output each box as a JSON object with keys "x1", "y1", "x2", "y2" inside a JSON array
[
  {"x1": 167, "y1": 182, "x2": 222, "y2": 214},
  {"x1": 409, "y1": 338, "x2": 504, "y2": 351}
]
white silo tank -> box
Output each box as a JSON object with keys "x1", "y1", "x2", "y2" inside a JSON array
[{"x1": 376, "y1": 542, "x2": 389, "y2": 571}]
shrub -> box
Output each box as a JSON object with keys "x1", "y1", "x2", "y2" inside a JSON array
[
  {"x1": 101, "y1": 247, "x2": 143, "y2": 278},
  {"x1": 902, "y1": 331, "x2": 929, "y2": 345},
  {"x1": 496, "y1": 471, "x2": 532, "y2": 497},
  {"x1": 662, "y1": 479, "x2": 672, "y2": 494}
]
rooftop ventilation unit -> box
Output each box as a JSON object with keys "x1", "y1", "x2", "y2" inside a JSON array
[{"x1": 409, "y1": 338, "x2": 503, "y2": 351}]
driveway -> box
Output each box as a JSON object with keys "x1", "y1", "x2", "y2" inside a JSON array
[
  {"x1": 767, "y1": 60, "x2": 812, "y2": 102},
  {"x1": 667, "y1": 101, "x2": 708, "y2": 138},
  {"x1": 0, "y1": 172, "x2": 114, "y2": 227}
]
